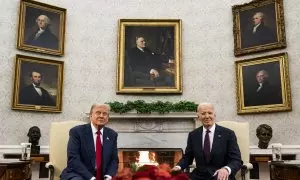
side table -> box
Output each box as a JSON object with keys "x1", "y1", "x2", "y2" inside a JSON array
[
  {"x1": 3, "y1": 154, "x2": 49, "y2": 178},
  {"x1": 0, "y1": 159, "x2": 31, "y2": 180}
]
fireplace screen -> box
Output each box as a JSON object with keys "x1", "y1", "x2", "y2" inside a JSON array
[{"x1": 118, "y1": 148, "x2": 183, "y2": 170}]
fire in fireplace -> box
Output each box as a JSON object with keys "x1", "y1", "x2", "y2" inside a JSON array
[{"x1": 118, "y1": 148, "x2": 183, "y2": 170}]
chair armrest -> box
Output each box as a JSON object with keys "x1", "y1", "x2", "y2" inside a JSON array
[
  {"x1": 188, "y1": 163, "x2": 253, "y2": 170},
  {"x1": 187, "y1": 162, "x2": 253, "y2": 180},
  {"x1": 242, "y1": 162, "x2": 253, "y2": 170},
  {"x1": 45, "y1": 162, "x2": 54, "y2": 180},
  {"x1": 241, "y1": 162, "x2": 253, "y2": 180}
]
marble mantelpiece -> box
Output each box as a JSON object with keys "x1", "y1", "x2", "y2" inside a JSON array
[{"x1": 106, "y1": 112, "x2": 197, "y2": 150}]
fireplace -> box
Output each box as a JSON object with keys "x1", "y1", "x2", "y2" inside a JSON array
[
  {"x1": 106, "y1": 112, "x2": 197, "y2": 170},
  {"x1": 118, "y1": 148, "x2": 183, "y2": 170}
]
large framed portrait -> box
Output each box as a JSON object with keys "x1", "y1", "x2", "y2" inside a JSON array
[
  {"x1": 12, "y1": 54, "x2": 64, "y2": 112},
  {"x1": 17, "y1": 0, "x2": 66, "y2": 56},
  {"x1": 232, "y1": 0, "x2": 286, "y2": 56},
  {"x1": 235, "y1": 53, "x2": 291, "y2": 114},
  {"x1": 117, "y1": 19, "x2": 182, "y2": 94}
]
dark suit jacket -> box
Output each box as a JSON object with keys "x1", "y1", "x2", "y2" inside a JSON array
[
  {"x1": 177, "y1": 124, "x2": 242, "y2": 180},
  {"x1": 127, "y1": 47, "x2": 161, "y2": 75},
  {"x1": 125, "y1": 47, "x2": 166, "y2": 86},
  {"x1": 19, "y1": 84, "x2": 55, "y2": 106},
  {"x1": 242, "y1": 23, "x2": 277, "y2": 48},
  {"x1": 61, "y1": 124, "x2": 118, "y2": 180},
  {"x1": 244, "y1": 81, "x2": 282, "y2": 106},
  {"x1": 26, "y1": 28, "x2": 59, "y2": 50}
]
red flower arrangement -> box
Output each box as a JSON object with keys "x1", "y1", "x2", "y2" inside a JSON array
[{"x1": 113, "y1": 164, "x2": 189, "y2": 180}]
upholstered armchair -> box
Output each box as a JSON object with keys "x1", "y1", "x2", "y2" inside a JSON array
[
  {"x1": 217, "y1": 121, "x2": 253, "y2": 180},
  {"x1": 188, "y1": 121, "x2": 253, "y2": 180},
  {"x1": 45, "y1": 121, "x2": 85, "y2": 180}
]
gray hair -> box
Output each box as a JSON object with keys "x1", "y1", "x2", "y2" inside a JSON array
[
  {"x1": 197, "y1": 102, "x2": 214, "y2": 112},
  {"x1": 36, "y1": 15, "x2": 51, "y2": 26},
  {"x1": 257, "y1": 70, "x2": 269, "y2": 78},
  {"x1": 254, "y1": 12, "x2": 264, "y2": 20}
]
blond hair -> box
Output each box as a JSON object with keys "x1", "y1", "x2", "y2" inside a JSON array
[{"x1": 89, "y1": 104, "x2": 111, "y2": 115}]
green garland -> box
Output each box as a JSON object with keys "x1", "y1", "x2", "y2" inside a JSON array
[{"x1": 105, "y1": 100, "x2": 198, "y2": 114}]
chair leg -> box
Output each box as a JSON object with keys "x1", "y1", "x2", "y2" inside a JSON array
[
  {"x1": 48, "y1": 165, "x2": 54, "y2": 180},
  {"x1": 241, "y1": 166, "x2": 246, "y2": 180}
]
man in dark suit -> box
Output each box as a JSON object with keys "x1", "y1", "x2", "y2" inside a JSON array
[
  {"x1": 242, "y1": 12, "x2": 277, "y2": 48},
  {"x1": 61, "y1": 104, "x2": 118, "y2": 180},
  {"x1": 244, "y1": 70, "x2": 282, "y2": 106},
  {"x1": 19, "y1": 71, "x2": 55, "y2": 106},
  {"x1": 26, "y1": 15, "x2": 58, "y2": 50},
  {"x1": 172, "y1": 103, "x2": 242, "y2": 180},
  {"x1": 125, "y1": 36, "x2": 164, "y2": 86}
]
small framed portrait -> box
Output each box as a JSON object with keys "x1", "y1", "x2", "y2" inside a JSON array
[
  {"x1": 17, "y1": 0, "x2": 66, "y2": 56},
  {"x1": 117, "y1": 19, "x2": 182, "y2": 94},
  {"x1": 232, "y1": 0, "x2": 286, "y2": 56},
  {"x1": 12, "y1": 54, "x2": 64, "y2": 112},
  {"x1": 235, "y1": 53, "x2": 291, "y2": 114}
]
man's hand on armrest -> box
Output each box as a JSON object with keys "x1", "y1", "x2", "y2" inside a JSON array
[
  {"x1": 242, "y1": 162, "x2": 253, "y2": 170},
  {"x1": 213, "y1": 167, "x2": 230, "y2": 180}
]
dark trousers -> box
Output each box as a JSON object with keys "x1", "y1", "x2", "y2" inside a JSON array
[
  {"x1": 189, "y1": 173, "x2": 217, "y2": 180},
  {"x1": 189, "y1": 168, "x2": 217, "y2": 180},
  {"x1": 69, "y1": 177, "x2": 84, "y2": 180}
]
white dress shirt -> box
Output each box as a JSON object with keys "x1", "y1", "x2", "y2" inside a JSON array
[
  {"x1": 207, "y1": 123, "x2": 231, "y2": 175},
  {"x1": 253, "y1": 23, "x2": 261, "y2": 33},
  {"x1": 202, "y1": 123, "x2": 216, "y2": 150},
  {"x1": 34, "y1": 28, "x2": 45, "y2": 40},
  {"x1": 257, "y1": 83, "x2": 263, "y2": 92},
  {"x1": 33, "y1": 84, "x2": 42, "y2": 96},
  {"x1": 91, "y1": 123, "x2": 103, "y2": 149},
  {"x1": 90, "y1": 123, "x2": 111, "y2": 180}
]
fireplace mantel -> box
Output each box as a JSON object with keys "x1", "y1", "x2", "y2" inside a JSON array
[
  {"x1": 107, "y1": 112, "x2": 198, "y2": 133},
  {"x1": 105, "y1": 112, "x2": 197, "y2": 149},
  {"x1": 109, "y1": 112, "x2": 197, "y2": 119}
]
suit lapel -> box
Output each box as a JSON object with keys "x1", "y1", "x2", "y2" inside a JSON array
[
  {"x1": 102, "y1": 127, "x2": 112, "y2": 171},
  {"x1": 193, "y1": 127, "x2": 203, "y2": 158},
  {"x1": 30, "y1": 84, "x2": 41, "y2": 97},
  {"x1": 210, "y1": 125, "x2": 222, "y2": 159},
  {"x1": 84, "y1": 124, "x2": 96, "y2": 165},
  {"x1": 198, "y1": 127, "x2": 203, "y2": 151},
  {"x1": 102, "y1": 128, "x2": 112, "y2": 156}
]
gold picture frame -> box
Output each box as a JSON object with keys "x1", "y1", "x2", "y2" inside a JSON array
[
  {"x1": 117, "y1": 19, "x2": 182, "y2": 94},
  {"x1": 232, "y1": 0, "x2": 286, "y2": 56},
  {"x1": 235, "y1": 53, "x2": 291, "y2": 114},
  {"x1": 17, "y1": 0, "x2": 66, "y2": 56},
  {"x1": 12, "y1": 54, "x2": 64, "y2": 112}
]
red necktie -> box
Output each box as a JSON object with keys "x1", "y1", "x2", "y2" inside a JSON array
[
  {"x1": 96, "y1": 131, "x2": 102, "y2": 180},
  {"x1": 203, "y1": 129, "x2": 211, "y2": 162}
]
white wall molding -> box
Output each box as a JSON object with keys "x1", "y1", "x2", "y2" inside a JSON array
[
  {"x1": 250, "y1": 145, "x2": 300, "y2": 159},
  {"x1": 1, "y1": 0, "x2": 300, "y2": 150},
  {"x1": 1, "y1": 145, "x2": 300, "y2": 156},
  {"x1": 0, "y1": 145, "x2": 49, "y2": 154}
]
